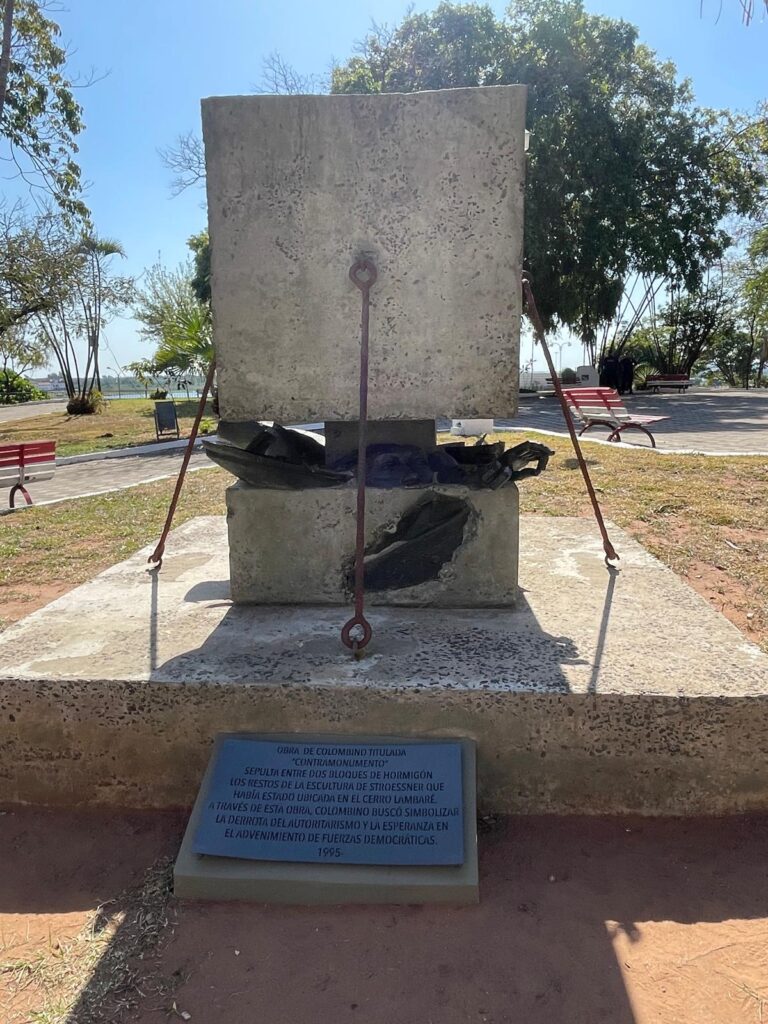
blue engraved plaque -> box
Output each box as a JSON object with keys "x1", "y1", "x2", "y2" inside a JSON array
[{"x1": 192, "y1": 737, "x2": 465, "y2": 866}]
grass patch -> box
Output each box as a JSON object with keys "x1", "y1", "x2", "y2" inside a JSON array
[
  {"x1": 0, "y1": 431, "x2": 766, "y2": 649},
  {"x1": 0, "y1": 398, "x2": 215, "y2": 457}
]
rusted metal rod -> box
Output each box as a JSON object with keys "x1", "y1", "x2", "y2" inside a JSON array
[
  {"x1": 341, "y1": 258, "x2": 377, "y2": 655},
  {"x1": 521, "y1": 276, "x2": 619, "y2": 567},
  {"x1": 147, "y1": 359, "x2": 217, "y2": 570}
]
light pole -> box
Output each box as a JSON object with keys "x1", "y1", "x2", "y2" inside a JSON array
[
  {"x1": 102, "y1": 338, "x2": 123, "y2": 399},
  {"x1": 551, "y1": 341, "x2": 571, "y2": 373},
  {"x1": 107, "y1": 365, "x2": 122, "y2": 398}
]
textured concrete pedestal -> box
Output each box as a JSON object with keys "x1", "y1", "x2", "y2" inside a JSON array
[
  {"x1": 203, "y1": 87, "x2": 525, "y2": 422},
  {"x1": 2, "y1": 516, "x2": 768, "y2": 815},
  {"x1": 227, "y1": 482, "x2": 519, "y2": 606}
]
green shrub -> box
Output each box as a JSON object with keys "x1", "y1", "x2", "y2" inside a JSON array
[
  {"x1": 66, "y1": 390, "x2": 107, "y2": 415},
  {"x1": 0, "y1": 371, "x2": 46, "y2": 405},
  {"x1": 150, "y1": 388, "x2": 169, "y2": 400}
]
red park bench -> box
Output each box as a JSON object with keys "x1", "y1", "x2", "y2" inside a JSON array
[
  {"x1": 0, "y1": 440, "x2": 57, "y2": 508},
  {"x1": 646, "y1": 374, "x2": 691, "y2": 393},
  {"x1": 561, "y1": 388, "x2": 667, "y2": 448}
]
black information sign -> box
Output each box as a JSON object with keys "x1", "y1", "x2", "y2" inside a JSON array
[{"x1": 193, "y1": 737, "x2": 465, "y2": 866}]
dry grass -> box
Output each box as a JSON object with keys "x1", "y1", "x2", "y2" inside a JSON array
[
  {"x1": 0, "y1": 430, "x2": 766, "y2": 649},
  {"x1": 0, "y1": 399, "x2": 214, "y2": 456},
  {"x1": 0, "y1": 859, "x2": 178, "y2": 1024}
]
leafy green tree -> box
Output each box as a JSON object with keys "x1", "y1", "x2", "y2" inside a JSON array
[
  {"x1": 332, "y1": 1, "x2": 766, "y2": 347},
  {"x1": 0, "y1": 1, "x2": 87, "y2": 218},
  {"x1": 0, "y1": 203, "x2": 72, "y2": 340},
  {"x1": 133, "y1": 258, "x2": 212, "y2": 378},
  {"x1": 0, "y1": 322, "x2": 46, "y2": 386},
  {"x1": 709, "y1": 328, "x2": 758, "y2": 387},
  {"x1": 187, "y1": 230, "x2": 210, "y2": 305},
  {"x1": 35, "y1": 232, "x2": 133, "y2": 410},
  {"x1": 730, "y1": 225, "x2": 768, "y2": 385},
  {"x1": 632, "y1": 278, "x2": 733, "y2": 376},
  {"x1": 0, "y1": 367, "x2": 44, "y2": 403}
]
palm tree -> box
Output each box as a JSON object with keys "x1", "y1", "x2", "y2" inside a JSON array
[{"x1": 134, "y1": 260, "x2": 212, "y2": 382}]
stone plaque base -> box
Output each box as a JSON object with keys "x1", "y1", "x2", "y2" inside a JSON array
[
  {"x1": 227, "y1": 483, "x2": 519, "y2": 606},
  {"x1": 174, "y1": 735, "x2": 478, "y2": 904}
]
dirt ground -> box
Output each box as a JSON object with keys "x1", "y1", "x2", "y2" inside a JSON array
[{"x1": 2, "y1": 809, "x2": 767, "y2": 1024}]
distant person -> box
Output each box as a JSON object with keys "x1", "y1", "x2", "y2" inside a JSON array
[
  {"x1": 619, "y1": 354, "x2": 636, "y2": 396},
  {"x1": 601, "y1": 353, "x2": 619, "y2": 391}
]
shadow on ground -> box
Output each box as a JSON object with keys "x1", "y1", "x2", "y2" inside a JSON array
[{"x1": 2, "y1": 809, "x2": 767, "y2": 1023}]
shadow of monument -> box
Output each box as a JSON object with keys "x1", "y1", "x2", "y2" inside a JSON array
[{"x1": 149, "y1": 584, "x2": 588, "y2": 696}]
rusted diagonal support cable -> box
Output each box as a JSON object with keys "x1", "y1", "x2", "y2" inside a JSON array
[
  {"x1": 341, "y1": 258, "x2": 377, "y2": 656},
  {"x1": 147, "y1": 359, "x2": 217, "y2": 570},
  {"x1": 522, "y1": 276, "x2": 619, "y2": 567}
]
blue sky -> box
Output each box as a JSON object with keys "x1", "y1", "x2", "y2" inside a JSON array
[{"x1": 48, "y1": 0, "x2": 768, "y2": 369}]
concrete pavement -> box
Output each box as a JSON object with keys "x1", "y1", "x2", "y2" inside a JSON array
[
  {"x1": 7, "y1": 447, "x2": 213, "y2": 508},
  {"x1": 507, "y1": 388, "x2": 768, "y2": 454},
  {"x1": 0, "y1": 400, "x2": 67, "y2": 424}
]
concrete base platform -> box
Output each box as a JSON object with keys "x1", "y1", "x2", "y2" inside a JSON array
[
  {"x1": 174, "y1": 735, "x2": 479, "y2": 905},
  {"x1": 1, "y1": 516, "x2": 767, "y2": 814}
]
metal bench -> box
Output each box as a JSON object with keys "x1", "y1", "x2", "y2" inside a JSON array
[
  {"x1": 561, "y1": 388, "x2": 667, "y2": 448},
  {"x1": 646, "y1": 374, "x2": 691, "y2": 393},
  {"x1": 0, "y1": 440, "x2": 57, "y2": 507}
]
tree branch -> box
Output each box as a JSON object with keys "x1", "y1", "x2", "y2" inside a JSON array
[{"x1": 0, "y1": 0, "x2": 15, "y2": 123}]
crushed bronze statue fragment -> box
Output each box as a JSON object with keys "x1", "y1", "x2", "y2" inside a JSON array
[
  {"x1": 349, "y1": 494, "x2": 472, "y2": 592},
  {"x1": 203, "y1": 424, "x2": 553, "y2": 491},
  {"x1": 202, "y1": 423, "x2": 350, "y2": 489}
]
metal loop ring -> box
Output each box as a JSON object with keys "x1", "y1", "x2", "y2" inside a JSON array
[
  {"x1": 340, "y1": 615, "x2": 373, "y2": 651},
  {"x1": 349, "y1": 258, "x2": 378, "y2": 291}
]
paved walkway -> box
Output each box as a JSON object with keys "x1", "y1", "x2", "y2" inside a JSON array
[
  {"x1": 0, "y1": 400, "x2": 67, "y2": 424},
  {"x1": 507, "y1": 389, "x2": 768, "y2": 453},
  {"x1": 12, "y1": 448, "x2": 212, "y2": 506}
]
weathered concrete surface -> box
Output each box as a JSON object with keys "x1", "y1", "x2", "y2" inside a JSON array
[
  {"x1": 202, "y1": 87, "x2": 525, "y2": 422},
  {"x1": 174, "y1": 734, "x2": 478, "y2": 905},
  {"x1": 1, "y1": 516, "x2": 767, "y2": 813},
  {"x1": 227, "y1": 482, "x2": 519, "y2": 606}
]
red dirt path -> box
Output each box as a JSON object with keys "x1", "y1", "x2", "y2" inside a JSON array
[{"x1": 2, "y1": 809, "x2": 767, "y2": 1024}]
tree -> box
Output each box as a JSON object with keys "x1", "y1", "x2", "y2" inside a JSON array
[
  {"x1": 0, "y1": 202, "x2": 73, "y2": 340},
  {"x1": 0, "y1": 324, "x2": 46, "y2": 401},
  {"x1": 133, "y1": 257, "x2": 212, "y2": 378},
  {"x1": 159, "y1": 52, "x2": 323, "y2": 199},
  {"x1": 35, "y1": 231, "x2": 133, "y2": 410},
  {"x1": 738, "y1": 225, "x2": 768, "y2": 384},
  {"x1": 332, "y1": 1, "x2": 766, "y2": 347},
  {"x1": 0, "y1": 0, "x2": 87, "y2": 218},
  {"x1": 187, "y1": 229, "x2": 210, "y2": 305},
  {"x1": 700, "y1": 1, "x2": 768, "y2": 23},
  {"x1": 710, "y1": 328, "x2": 758, "y2": 387},
  {"x1": 633, "y1": 274, "x2": 733, "y2": 376},
  {"x1": 157, "y1": 130, "x2": 205, "y2": 199}
]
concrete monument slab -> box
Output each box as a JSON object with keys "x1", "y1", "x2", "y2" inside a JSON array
[{"x1": 202, "y1": 86, "x2": 526, "y2": 422}]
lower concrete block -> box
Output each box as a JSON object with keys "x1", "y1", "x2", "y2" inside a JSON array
[{"x1": 227, "y1": 483, "x2": 519, "y2": 607}]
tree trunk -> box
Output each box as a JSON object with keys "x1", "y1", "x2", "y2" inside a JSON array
[{"x1": 0, "y1": 0, "x2": 15, "y2": 124}]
